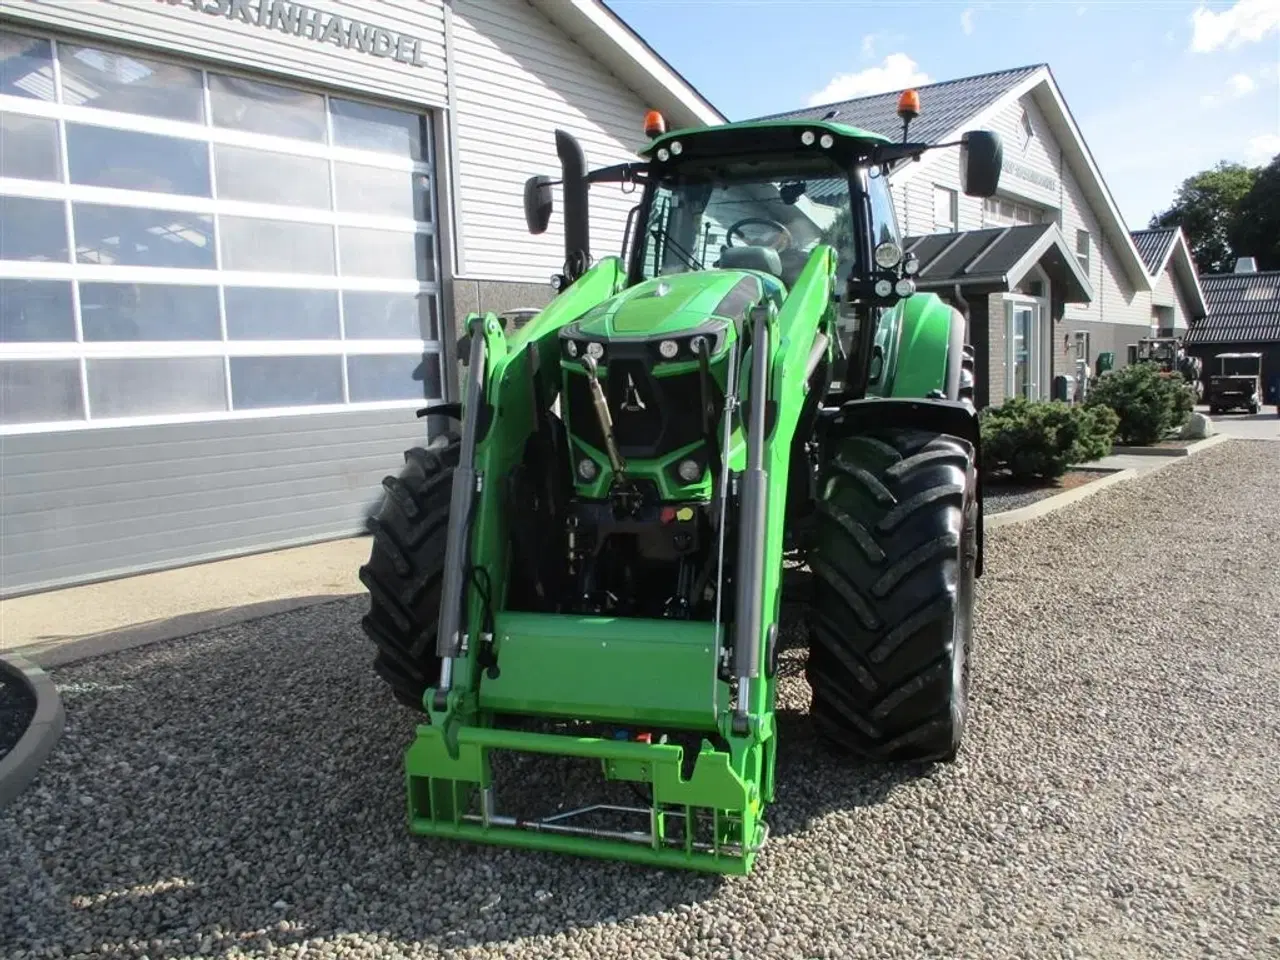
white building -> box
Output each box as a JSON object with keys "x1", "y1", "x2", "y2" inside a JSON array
[
  {"x1": 766, "y1": 64, "x2": 1208, "y2": 407},
  {"x1": 0, "y1": 0, "x2": 722, "y2": 595}
]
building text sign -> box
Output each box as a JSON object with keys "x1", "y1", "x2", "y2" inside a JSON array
[
  {"x1": 1001, "y1": 157, "x2": 1058, "y2": 194},
  {"x1": 157, "y1": 0, "x2": 429, "y2": 68}
]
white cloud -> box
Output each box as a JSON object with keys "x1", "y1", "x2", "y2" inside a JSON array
[
  {"x1": 806, "y1": 53, "x2": 930, "y2": 106},
  {"x1": 961, "y1": 8, "x2": 974, "y2": 34},
  {"x1": 1200, "y1": 66, "x2": 1271, "y2": 104},
  {"x1": 1245, "y1": 133, "x2": 1280, "y2": 165},
  {"x1": 1228, "y1": 72, "x2": 1257, "y2": 95},
  {"x1": 861, "y1": 34, "x2": 876, "y2": 58},
  {"x1": 1190, "y1": 0, "x2": 1280, "y2": 53}
]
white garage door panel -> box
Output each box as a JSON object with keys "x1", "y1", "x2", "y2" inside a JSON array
[
  {"x1": 0, "y1": 407, "x2": 429, "y2": 596},
  {"x1": 0, "y1": 19, "x2": 447, "y2": 595}
]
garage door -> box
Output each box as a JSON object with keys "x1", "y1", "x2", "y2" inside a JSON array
[{"x1": 0, "y1": 25, "x2": 446, "y2": 594}]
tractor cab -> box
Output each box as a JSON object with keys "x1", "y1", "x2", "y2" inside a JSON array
[
  {"x1": 523, "y1": 96, "x2": 1002, "y2": 403},
  {"x1": 1136, "y1": 336, "x2": 1204, "y2": 400}
]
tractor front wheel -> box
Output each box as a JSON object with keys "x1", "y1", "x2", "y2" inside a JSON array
[
  {"x1": 805, "y1": 426, "x2": 978, "y2": 763},
  {"x1": 358, "y1": 430, "x2": 459, "y2": 712}
]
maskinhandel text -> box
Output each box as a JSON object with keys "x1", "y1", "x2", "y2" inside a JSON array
[{"x1": 159, "y1": 0, "x2": 429, "y2": 67}]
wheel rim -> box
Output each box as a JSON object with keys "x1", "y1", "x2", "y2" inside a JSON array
[{"x1": 950, "y1": 499, "x2": 977, "y2": 745}]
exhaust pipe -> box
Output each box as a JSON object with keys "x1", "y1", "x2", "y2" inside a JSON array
[{"x1": 555, "y1": 129, "x2": 591, "y2": 281}]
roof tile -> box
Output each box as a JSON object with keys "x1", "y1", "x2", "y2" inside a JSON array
[
  {"x1": 752, "y1": 64, "x2": 1044, "y2": 144},
  {"x1": 1129, "y1": 228, "x2": 1178, "y2": 274},
  {"x1": 1184, "y1": 271, "x2": 1280, "y2": 344}
]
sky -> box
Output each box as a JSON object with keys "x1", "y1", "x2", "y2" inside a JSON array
[{"x1": 605, "y1": 0, "x2": 1280, "y2": 229}]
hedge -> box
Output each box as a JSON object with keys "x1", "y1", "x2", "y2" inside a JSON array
[
  {"x1": 979, "y1": 397, "x2": 1119, "y2": 484},
  {"x1": 1084, "y1": 362, "x2": 1195, "y2": 446}
]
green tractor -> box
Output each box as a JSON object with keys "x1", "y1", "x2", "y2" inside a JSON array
[{"x1": 358, "y1": 95, "x2": 1003, "y2": 874}]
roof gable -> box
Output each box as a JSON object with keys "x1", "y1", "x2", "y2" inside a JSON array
[
  {"x1": 755, "y1": 64, "x2": 1043, "y2": 144},
  {"x1": 1131, "y1": 227, "x2": 1207, "y2": 319},
  {"x1": 903, "y1": 222, "x2": 1093, "y2": 305},
  {"x1": 1185, "y1": 270, "x2": 1280, "y2": 345},
  {"x1": 1130, "y1": 228, "x2": 1178, "y2": 274}
]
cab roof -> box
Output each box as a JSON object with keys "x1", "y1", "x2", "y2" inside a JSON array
[{"x1": 639, "y1": 117, "x2": 893, "y2": 161}]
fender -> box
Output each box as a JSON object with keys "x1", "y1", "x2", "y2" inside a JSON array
[
  {"x1": 885, "y1": 292, "x2": 957, "y2": 401},
  {"x1": 818, "y1": 396, "x2": 985, "y2": 578}
]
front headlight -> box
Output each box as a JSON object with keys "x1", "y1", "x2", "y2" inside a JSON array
[{"x1": 874, "y1": 241, "x2": 903, "y2": 269}]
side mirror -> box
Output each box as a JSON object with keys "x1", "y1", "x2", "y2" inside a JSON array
[
  {"x1": 959, "y1": 130, "x2": 1002, "y2": 198},
  {"x1": 523, "y1": 175, "x2": 553, "y2": 234}
]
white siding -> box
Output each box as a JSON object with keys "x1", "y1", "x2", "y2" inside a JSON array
[
  {"x1": 449, "y1": 0, "x2": 649, "y2": 282},
  {"x1": 1151, "y1": 266, "x2": 1193, "y2": 330},
  {"x1": 895, "y1": 94, "x2": 1060, "y2": 236},
  {"x1": 0, "y1": 0, "x2": 449, "y2": 108},
  {"x1": 893, "y1": 92, "x2": 1152, "y2": 330}
]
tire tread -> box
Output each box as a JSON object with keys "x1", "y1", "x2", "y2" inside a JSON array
[{"x1": 805, "y1": 426, "x2": 977, "y2": 763}]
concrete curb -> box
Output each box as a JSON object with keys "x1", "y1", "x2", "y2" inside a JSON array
[
  {"x1": 1111, "y1": 433, "x2": 1231, "y2": 457},
  {"x1": 986, "y1": 468, "x2": 1138, "y2": 530},
  {"x1": 985, "y1": 432, "x2": 1234, "y2": 530},
  {"x1": 9, "y1": 594, "x2": 356, "y2": 670},
  {"x1": 0, "y1": 653, "x2": 65, "y2": 810}
]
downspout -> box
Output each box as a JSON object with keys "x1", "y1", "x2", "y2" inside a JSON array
[
  {"x1": 443, "y1": 0, "x2": 465, "y2": 279},
  {"x1": 953, "y1": 282, "x2": 970, "y2": 331}
]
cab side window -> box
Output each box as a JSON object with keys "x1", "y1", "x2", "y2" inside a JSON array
[{"x1": 866, "y1": 167, "x2": 900, "y2": 247}]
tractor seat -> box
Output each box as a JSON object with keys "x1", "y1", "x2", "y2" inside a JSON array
[{"x1": 718, "y1": 244, "x2": 782, "y2": 280}]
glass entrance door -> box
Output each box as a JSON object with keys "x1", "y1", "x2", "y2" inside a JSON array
[{"x1": 1007, "y1": 300, "x2": 1040, "y2": 399}]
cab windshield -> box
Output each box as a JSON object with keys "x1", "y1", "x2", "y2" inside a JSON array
[{"x1": 633, "y1": 160, "x2": 860, "y2": 291}]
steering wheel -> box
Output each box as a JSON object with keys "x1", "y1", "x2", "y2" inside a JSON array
[{"x1": 724, "y1": 216, "x2": 793, "y2": 251}]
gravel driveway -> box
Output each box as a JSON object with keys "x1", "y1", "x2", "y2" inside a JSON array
[{"x1": 3, "y1": 439, "x2": 1279, "y2": 960}]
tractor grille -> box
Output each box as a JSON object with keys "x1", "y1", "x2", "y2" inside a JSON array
[{"x1": 566, "y1": 360, "x2": 716, "y2": 460}]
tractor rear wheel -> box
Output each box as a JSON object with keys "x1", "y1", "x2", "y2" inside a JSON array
[
  {"x1": 804, "y1": 426, "x2": 977, "y2": 763},
  {"x1": 358, "y1": 429, "x2": 460, "y2": 712}
]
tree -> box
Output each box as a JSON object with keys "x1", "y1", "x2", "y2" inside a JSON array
[
  {"x1": 1230, "y1": 153, "x2": 1280, "y2": 272},
  {"x1": 1149, "y1": 161, "x2": 1258, "y2": 274}
]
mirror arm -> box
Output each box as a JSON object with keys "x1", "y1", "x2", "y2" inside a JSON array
[{"x1": 586, "y1": 162, "x2": 649, "y2": 186}]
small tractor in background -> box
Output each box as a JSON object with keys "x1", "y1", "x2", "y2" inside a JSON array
[
  {"x1": 1135, "y1": 336, "x2": 1203, "y2": 402},
  {"x1": 1206, "y1": 351, "x2": 1264, "y2": 415},
  {"x1": 357, "y1": 90, "x2": 1004, "y2": 874}
]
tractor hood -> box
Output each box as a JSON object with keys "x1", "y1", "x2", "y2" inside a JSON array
[{"x1": 567, "y1": 269, "x2": 784, "y2": 341}]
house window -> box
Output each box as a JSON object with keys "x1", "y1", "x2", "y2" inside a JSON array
[
  {"x1": 1019, "y1": 110, "x2": 1034, "y2": 150},
  {"x1": 932, "y1": 185, "x2": 957, "y2": 233},
  {"x1": 1076, "y1": 229, "x2": 1092, "y2": 274},
  {"x1": 983, "y1": 196, "x2": 1046, "y2": 226}
]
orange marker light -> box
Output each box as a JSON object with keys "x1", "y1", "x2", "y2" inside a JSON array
[
  {"x1": 644, "y1": 109, "x2": 667, "y2": 138},
  {"x1": 897, "y1": 89, "x2": 920, "y2": 120}
]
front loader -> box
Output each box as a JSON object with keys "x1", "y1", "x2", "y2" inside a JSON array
[{"x1": 358, "y1": 92, "x2": 1003, "y2": 874}]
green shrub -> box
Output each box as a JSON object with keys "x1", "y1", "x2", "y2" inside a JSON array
[
  {"x1": 979, "y1": 396, "x2": 1117, "y2": 484},
  {"x1": 1085, "y1": 362, "x2": 1196, "y2": 446},
  {"x1": 1071, "y1": 403, "x2": 1120, "y2": 462}
]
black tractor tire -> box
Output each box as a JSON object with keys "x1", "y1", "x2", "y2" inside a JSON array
[
  {"x1": 804, "y1": 426, "x2": 978, "y2": 763},
  {"x1": 358, "y1": 430, "x2": 460, "y2": 712}
]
